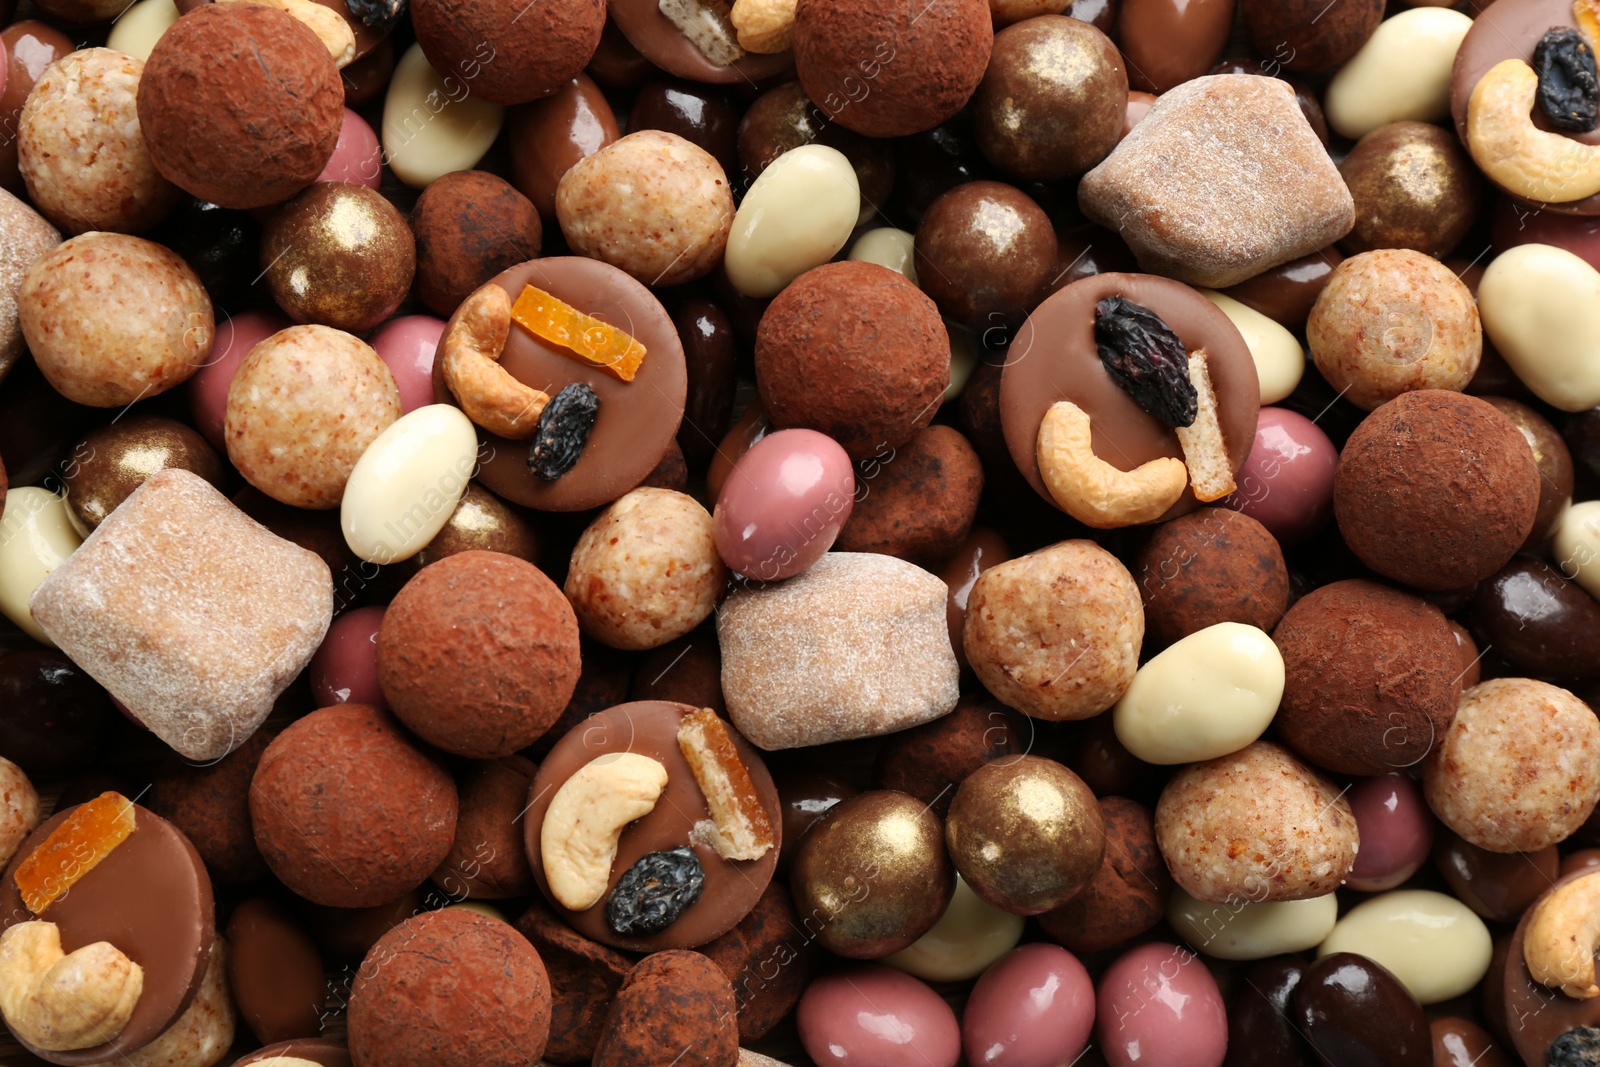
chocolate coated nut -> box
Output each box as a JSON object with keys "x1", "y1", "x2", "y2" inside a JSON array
[
  {"x1": 1434, "y1": 828, "x2": 1559, "y2": 923},
  {"x1": 226, "y1": 899, "x2": 325, "y2": 1044},
  {"x1": 509, "y1": 74, "x2": 619, "y2": 219},
  {"x1": 1318, "y1": 889, "x2": 1492, "y2": 1004},
  {"x1": 592, "y1": 951, "x2": 739, "y2": 1067},
  {"x1": 1037, "y1": 796, "x2": 1169, "y2": 954},
  {"x1": 1291, "y1": 953, "x2": 1430, "y2": 1067},
  {"x1": 1325, "y1": 8, "x2": 1472, "y2": 139},
  {"x1": 1226, "y1": 958, "x2": 1315, "y2": 1067}
]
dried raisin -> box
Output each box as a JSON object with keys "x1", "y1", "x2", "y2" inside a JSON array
[
  {"x1": 345, "y1": 0, "x2": 406, "y2": 31},
  {"x1": 1534, "y1": 27, "x2": 1600, "y2": 133},
  {"x1": 528, "y1": 382, "x2": 601, "y2": 481},
  {"x1": 606, "y1": 846, "x2": 705, "y2": 935},
  {"x1": 1093, "y1": 296, "x2": 1198, "y2": 428}
]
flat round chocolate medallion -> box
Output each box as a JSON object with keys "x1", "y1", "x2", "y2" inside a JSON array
[
  {"x1": 432, "y1": 258, "x2": 687, "y2": 512},
  {"x1": 0, "y1": 800, "x2": 215, "y2": 1065},
  {"x1": 1450, "y1": 0, "x2": 1600, "y2": 216},
  {"x1": 236, "y1": 1039, "x2": 354, "y2": 1067},
  {"x1": 524, "y1": 700, "x2": 781, "y2": 952},
  {"x1": 1000, "y1": 272, "x2": 1259, "y2": 524},
  {"x1": 1500, "y1": 869, "x2": 1600, "y2": 1065},
  {"x1": 609, "y1": 0, "x2": 793, "y2": 84}
]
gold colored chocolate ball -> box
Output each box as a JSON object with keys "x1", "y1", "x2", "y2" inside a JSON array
[
  {"x1": 404, "y1": 484, "x2": 541, "y2": 575},
  {"x1": 791, "y1": 790, "x2": 954, "y2": 959},
  {"x1": 63, "y1": 415, "x2": 225, "y2": 532},
  {"x1": 1339, "y1": 121, "x2": 1484, "y2": 258},
  {"x1": 261, "y1": 181, "x2": 416, "y2": 332},
  {"x1": 946, "y1": 755, "x2": 1105, "y2": 916}
]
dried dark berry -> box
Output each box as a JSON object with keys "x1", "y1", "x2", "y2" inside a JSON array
[
  {"x1": 528, "y1": 382, "x2": 600, "y2": 481},
  {"x1": 1534, "y1": 28, "x2": 1600, "y2": 133},
  {"x1": 345, "y1": 0, "x2": 406, "y2": 32},
  {"x1": 605, "y1": 846, "x2": 704, "y2": 934},
  {"x1": 1093, "y1": 296, "x2": 1198, "y2": 428},
  {"x1": 1549, "y1": 1025, "x2": 1600, "y2": 1067}
]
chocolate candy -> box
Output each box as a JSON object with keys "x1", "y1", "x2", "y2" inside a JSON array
[
  {"x1": 236, "y1": 1040, "x2": 353, "y2": 1067},
  {"x1": 771, "y1": 766, "x2": 857, "y2": 874},
  {"x1": 0, "y1": 648, "x2": 117, "y2": 775},
  {"x1": 712, "y1": 428, "x2": 854, "y2": 580},
  {"x1": 630, "y1": 80, "x2": 739, "y2": 179},
  {"x1": 1119, "y1": 0, "x2": 1232, "y2": 93},
  {"x1": 798, "y1": 966, "x2": 960, "y2": 1067},
  {"x1": 1346, "y1": 772, "x2": 1433, "y2": 892},
  {"x1": 1096, "y1": 943, "x2": 1228, "y2": 1067},
  {"x1": 1435, "y1": 827, "x2": 1560, "y2": 923},
  {"x1": 262, "y1": 182, "x2": 415, "y2": 333},
  {"x1": 1291, "y1": 953, "x2": 1430, "y2": 1067},
  {"x1": 508, "y1": 74, "x2": 620, "y2": 218},
  {"x1": 410, "y1": 171, "x2": 540, "y2": 318},
  {"x1": 1226, "y1": 957, "x2": 1314, "y2": 1067},
  {"x1": 962, "y1": 944, "x2": 1095, "y2": 1067},
  {"x1": 1472, "y1": 557, "x2": 1600, "y2": 682},
  {"x1": 1225, "y1": 407, "x2": 1339, "y2": 545},
  {"x1": 609, "y1": 0, "x2": 791, "y2": 84},
  {"x1": 914, "y1": 181, "x2": 1057, "y2": 331},
  {"x1": 62, "y1": 415, "x2": 224, "y2": 534},
  {"x1": 226, "y1": 898, "x2": 326, "y2": 1043}
]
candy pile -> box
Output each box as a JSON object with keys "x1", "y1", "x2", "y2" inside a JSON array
[{"x1": 0, "y1": 0, "x2": 1598, "y2": 1064}]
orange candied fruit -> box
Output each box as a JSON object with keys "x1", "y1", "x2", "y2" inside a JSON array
[
  {"x1": 511, "y1": 284, "x2": 648, "y2": 383},
  {"x1": 1578, "y1": 0, "x2": 1600, "y2": 45},
  {"x1": 15, "y1": 791, "x2": 136, "y2": 916}
]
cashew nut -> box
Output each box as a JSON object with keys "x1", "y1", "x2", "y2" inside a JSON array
[
  {"x1": 540, "y1": 752, "x2": 669, "y2": 911},
  {"x1": 0, "y1": 921, "x2": 143, "y2": 1051},
  {"x1": 216, "y1": 0, "x2": 356, "y2": 67},
  {"x1": 1037, "y1": 400, "x2": 1188, "y2": 528},
  {"x1": 1467, "y1": 59, "x2": 1600, "y2": 204},
  {"x1": 1524, "y1": 871, "x2": 1600, "y2": 999},
  {"x1": 440, "y1": 283, "x2": 552, "y2": 440},
  {"x1": 730, "y1": 0, "x2": 796, "y2": 54}
]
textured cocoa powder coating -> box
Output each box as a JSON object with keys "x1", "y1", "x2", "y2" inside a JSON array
[
  {"x1": 430, "y1": 755, "x2": 538, "y2": 899},
  {"x1": 524, "y1": 701, "x2": 781, "y2": 952},
  {"x1": 512, "y1": 898, "x2": 634, "y2": 1063},
  {"x1": 1272, "y1": 579, "x2": 1462, "y2": 776},
  {"x1": 836, "y1": 425, "x2": 983, "y2": 563},
  {"x1": 1001, "y1": 272, "x2": 1259, "y2": 522},
  {"x1": 755, "y1": 261, "x2": 949, "y2": 460},
  {"x1": 1241, "y1": 0, "x2": 1384, "y2": 72},
  {"x1": 1136, "y1": 507, "x2": 1289, "y2": 645},
  {"x1": 413, "y1": 0, "x2": 602, "y2": 106},
  {"x1": 249, "y1": 704, "x2": 458, "y2": 908},
  {"x1": 411, "y1": 170, "x2": 542, "y2": 316},
  {"x1": 349, "y1": 909, "x2": 553, "y2": 1067},
  {"x1": 377, "y1": 551, "x2": 581, "y2": 759},
  {"x1": 137, "y1": 4, "x2": 343, "y2": 210},
  {"x1": 1037, "y1": 796, "x2": 1171, "y2": 953},
  {"x1": 147, "y1": 728, "x2": 275, "y2": 885},
  {"x1": 873, "y1": 695, "x2": 1029, "y2": 817},
  {"x1": 700, "y1": 881, "x2": 816, "y2": 1042},
  {"x1": 592, "y1": 950, "x2": 739, "y2": 1067},
  {"x1": 225, "y1": 898, "x2": 325, "y2": 1044},
  {"x1": 0, "y1": 804, "x2": 214, "y2": 1066},
  {"x1": 1334, "y1": 390, "x2": 1539, "y2": 590}
]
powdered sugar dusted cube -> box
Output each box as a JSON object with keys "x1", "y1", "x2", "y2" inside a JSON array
[{"x1": 30, "y1": 468, "x2": 333, "y2": 761}]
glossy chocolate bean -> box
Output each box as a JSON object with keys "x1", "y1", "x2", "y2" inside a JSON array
[
  {"x1": 1430, "y1": 1017, "x2": 1514, "y2": 1067},
  {"x1": 1119, "y1": 0, "x2": 1233, "y2": 93},
  {"x1": 962, "y1": 944, "x2": 1095, "y2": 1067},
  {"x1": 1225, "y1": 957, "x2": 1313, "y2": 1067},
  {"x1": 939, "y1": 527, "x2": 1011, "y2": 674},
  {"x1": 771, "y1": 766, "x2": 858, "y2": 876},
  {"x1": 673, "y1": 298, "x2": 738, "y2": 467},
  {"x1": 630, "y1": 81, "x2": 739, "y2": 181},
  {"x1": 151, "y1": 198, "x2": 265, "y2": 310},
  {"x1": 0, "y1": 22, "x2": 74, "y2": 194},
  {"x1": 915, "y1": 181, "x2": 1057, "y2": 331},
  {"x1": 736, "y1": 81, "x2": 895, "y2": 217},
  {"x1": 63, "y1": 415, "x2": 226, "y2": 533},
  {"x1": 1433, "y1": 827, "x2": 1561, "y2": 923},
  {"x1": 340, "y1": 37, "x2": 394, "y2": 109},
  {"x1": 1292, "y1": 953, "x2": 1431, "y2": 1067},
  {"x1": 1482, "y1": 397, "x2": 1575, "y2": 545},
  {"x1": 1072, "y1": 0, "x2": 1118, "y2": 35},
  {"x1": 894, "y1": 116, "x2": 996, "y2": 225},
  {"x1": 226, "y1": 897, "x2": 326, "y2": 1043},
  {"x1": 308, "y1": 605, "x2": 386, "y2": 708},
  {"x1": 798, "y1": 966, "x2": 960, "y2": 1067},
  {"x1": 1047, "y1": 225, "x2": 1139, "y2": 297},
  {"x1": 0, "y1": 647, "x2": 118, "y2": 775},
  {"x1": 706, "y1": 402, "x2": 771, "y2": 503},
  {"x1": 713, "y1": 428, "x2": 855, "y2": 581},
  {"x1": 1346, "y1": 772, "x2": 1433, "y2": 892},
  {"x1": 1096, "y1": 943, "x2": 1228, "y2": 1067},
  {"x1": 1220, "y1": 247, "x2": 1343, "y2": 331},
  {"x1": 1471, "y1": 557, "x2": 1600, "y2": 682},
  {"x1": 508, "y1": 74, "x2": 619, "y2": 219},
  {"x1": 1224, "y1": 407, "x2": 1339, "y2": 546}
]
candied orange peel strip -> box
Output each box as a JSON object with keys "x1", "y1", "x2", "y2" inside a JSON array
[
  {"x1": 678, "y1": 708, "x2": 775, "y2": 862},
  {"x1": 15, "y1": 792, "x2": 136, "y2": 916},
  {"x1": 511, "y1": 284, "x2": 648, "y2": 382},
  {"x1": 1577, "y1": 0, "x2": 1600, "y2": 47}
]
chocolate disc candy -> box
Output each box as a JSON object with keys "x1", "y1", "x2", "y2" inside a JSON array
[{"x1": 608, "y1": 0, "x2": 793, "y2": 85}]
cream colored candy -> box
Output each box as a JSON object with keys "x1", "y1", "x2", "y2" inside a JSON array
[
  {"x1": 341, "y1": 404, "x2": 478, "y2": 565},
  {"x1": 725, "y1": 144, "x2": 860, "y2": 297},
  {"x1": 1167, "y1": 887, "x2": 1337, "y2": 961},
  {"x1": 0, "y1": 488, "x2": 81, "y2": 645},
  {"x1": 1201, "y1": 290, "x2": 1303, "y2": 404},
  {"x1": 1317, "y1": 889, "x2": 1491, "y2": 1004},
  {"x1": 1325, "y1": 8, "x2": 1471, "y2": 139},
  {"x1": 1113, "y1": 622, "x2": 1283, "y2": 765},
  {"x1": 444, "y1": 902, "x2": 507, "y2": 922},
  {"x1": 1479, "y1": 243, "x2": 1600, "y2": 412},
  {"x1": 1554, "y1": 500, "x2": 1600, "y2": 599},
  {"x1": 382, "y1": 43, "x2": 503, "y2": 189},
  {"x1": 0, "y1": 756, "x2": 40, "y2": 868},
  {"x1": 106, "y1": 0, "x2": 180, "y2": 59},
  {"x1": 883, "y1": 875, "x2": 1025, "y2": 981},
  {"x1": 849, "y1": 227, "x2": 917, "y2": 282}
]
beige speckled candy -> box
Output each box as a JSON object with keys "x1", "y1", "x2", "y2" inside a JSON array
[
  {"x1": 29, "y1": 469, "x2": 333, "y2": 762},
  {"x1": 0, "y1": 756, "x2": 40, "y2": 868},
  {"x1": 556, "y1": 130, "x2": 735, "y2": 287},
  {"x1": 565, "y1": 487, "x2": 728, "y2": 651},
  {"x1": 19, "y1": 231, "x2": 213, "y2": 407},
  {"x1": 124, "y1": 941, "x2": 235, "y2": 1067},
  {"x1": 1424, "y1": 678, "x2": 1600, "y2": 854},
  {"x1": 19, "y1": 48, "x2": 180, "y2": 235},
  {"x1": 739, "y1": 1052, "x2": 792, "y2": 1067},
  {"x1": 1155, "y1": 740, "x2": 1359, "y2": 904},
  {"x1": 0, "y1": 188, "x2": 61, "y2": 384},
  {"x1": 226, "y1": 325, "x2": 401, "y2": 509},
  {"x1": 718, "y1": 552, "x2": 960, "y2": 749},
  {"x1": 1079, "y1": 74, "x2": 1354, "y2": 288},
  {"x1": 963, "y1": 539, "x2": 1142, "y2": 721}
]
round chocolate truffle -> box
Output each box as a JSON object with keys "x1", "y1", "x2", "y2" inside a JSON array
[
  {"x1": 377, "y1": 551, "x2": 581, "y2": 759},
  {"x1": 755, "y1": 260, "x2": 949, "y2": 460},
  {"x1": 1136, "y1": 507, "x2": 1289, "y2": 645},
  {"x1": 1335, "y1": 390, "x2": 1539, "y2": 590},
  {"x1": 1272, "y1": 579, "x2": 1463, "y2": 776},
  {"x1": 1241, "y1": 0, "x2": 1384, "y2": 71},
  {"x1": 411, "y1": 170, "x2": 542, "y2": 317},
  {"x1": 262, "y1": 182, "x2": 415, "y2": 332},
  {"x1": 1338, "y1": 121, "x2": 1483, "y2": 258},
  {"x1": 147, "y1": 728, "x2": 274, "y2": 886},
  {"x1": 915, "y1": 181, "x2": 1057, "y2": 331},
  {"x1": 1037, "y1": 796, "x2": 1171, "y2": 953},
  {"x1": 137, "y1": 4, "x2": 344, "y2": 210},
  {"x1": 249, "y1": 704, "x2": 458, "y2": 908},
  {"x1": 874, "y1": 695, "x2": 1030, "y2": 817},
  {"x1": 411, "y1": 0, "x2": 602, "y2": 106},
  {"x1": 431, "y1": 756, "x2": 539, "y2": 899},
  {"x1": 349, "y1": 908, "x2": 553, "y2": 1067},
  {"x1": 592, "y1": 951, "x2": 739, "y2": 1067},
  {"x1": 793, "y1": 0, "x2": 993, "y2": 138},
  {"x1": 836, "y1": 425, "x2": 984, "y2": 563}
]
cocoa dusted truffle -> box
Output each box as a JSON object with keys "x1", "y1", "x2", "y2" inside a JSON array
[
  {"x1": 1272, "y1": 579, "x2": 1463, "y2": 776},
  {"x1": 794, "y1": 0, "x2": 992, "y2": 138},
  {"x1": 1136, "y1": 507, "x2": 1290, "y2": 645},
  {"x1": 592, "y1": 950, "x2": 740, "y2": 1067},
  {"x1": 148, "y1": 728, "x2": 274, "y2": 885},
  {"x1": 701, "y1": 882, "x2": 817, "y2": 1042},
  {"x1": 349, "y1": 908, "x2": 553, "y2": 1067},
  {"x1": 430, "y1": 755, "x2": 538, "y2": 899},
  {"x1": 1037, "y1": 796, "x2": 1170, "y2": 953},
  {"x1": 1335, "y1": 390, "x2": 1539, "y2": 590},
  {"x1": 755, "y1": 261, "x2": 949, "y2": 460},
  {"x1": 874, "y1": 694, "x2": 1030, "y2": 816},
  {"x1": 411, "y1": 0, "x2": 603, "y2": 106},
  {"x1": 249, "y1": 704, "x2": 458, "y2": 908},
  {"x1": 377, "y1": 551, "x2": 582, "y2": 759},
  {"x1": 513, "y1": 898, "x2": 634, "y2": 1063},
  {"x1": 836, "y1": 425, "x2": 983, "y2": 563},
  {"x1": 137, "y1": 4, "x2": 343, "y2": 210},
  {"x1": 411, "y1": 170, "x2": 542, "y2": 316}
]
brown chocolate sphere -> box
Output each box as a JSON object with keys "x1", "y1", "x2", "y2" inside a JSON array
[
  {"x1": 411, "y1": 0, "x2": 603, "y2": 107},
  {"x1": 736, "y1": 82, "x2": 895, "y2": 214},
  {"x1": 411, "y1": 170, "x2": 542, "y2": 317},
  {"x1": 790, "y1": 790, "x2": 954, "y2": 958},
  {"x1": 1241, "y1": 0, "x2": 1384, "y2": 72},
  {"x1": 1037, "y1": 796, "x2": 1171, "y2": 952},
  {"x1": 1338, "y1": 121, "x2": 1484, "y2": 257},
  {"x1": 972, "y1": 15, "x2": 1127, "y2": 182},
  {"x1": 1136, "y1": 507, "x2": 1290, "y2": 645},
  {"x1": 915, "y1": 180, "x2": 1057, "y2": 330},
  {"x1": 836, "y1": 425, "x2": 984, "y2": 563},
  {"x1": 1482, "y1": 396, "x2": 1575, "y2": 545},
  {"x1": 875, "y1": 695, "x2": 1032, "y2": 816},
  {"x1": 262, "y1": 182, "x2": 414, "y2": 332},
  {"x1": 406, "y1": 484, "x2": 540, "y2": 573},
  {"x1": 946, "y1": 755, "x2": 1105, "y2": 915},
  {"x1": 63, "y1": 414, "x2": 225, "y2": 532},
  {"x1": 630, "y1": 80, "x2": 740, "y2": 180}
]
